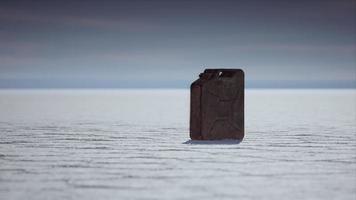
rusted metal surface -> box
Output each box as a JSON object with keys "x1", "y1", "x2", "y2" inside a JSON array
[{"x1": 190, "y1": 69, "x2": 244, "y2": 140}]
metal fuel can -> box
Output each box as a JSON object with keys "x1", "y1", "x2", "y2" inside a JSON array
[{"x1": 190, "y1": 68, "x2": 244, "y2": 140}]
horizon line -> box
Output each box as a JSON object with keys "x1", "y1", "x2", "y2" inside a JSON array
[{"x1": 0, "y1": 79, "x2": 355, "y2": 89}]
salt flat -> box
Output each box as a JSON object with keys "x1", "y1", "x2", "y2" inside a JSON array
[{"x1": 0, "y1": 89, "x2": 355, "y2": 200}]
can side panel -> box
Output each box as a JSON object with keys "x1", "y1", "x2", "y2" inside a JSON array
[
  {"x1": 190, "y1": 82, "x2": 203, "y2": 140},
  {"x1": 235, "y1": 70, "x2": 244, "y2": 139}
]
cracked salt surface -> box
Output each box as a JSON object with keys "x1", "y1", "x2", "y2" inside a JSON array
[{"x1": 0, "y1": 89, "x2": 355, "y2": 200}]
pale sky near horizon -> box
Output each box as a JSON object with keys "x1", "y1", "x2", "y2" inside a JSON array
[{"x1": 0, "y1": 0, "x2": 355, "y2": 88}]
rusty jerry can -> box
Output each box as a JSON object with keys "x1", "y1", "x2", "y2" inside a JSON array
[{"x1": 190, "y1": 69, "x2": 244, "y2": 140}]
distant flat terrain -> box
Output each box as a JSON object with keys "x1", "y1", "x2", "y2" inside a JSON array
[{"x1": 0, "y1": 89, "x2": 355, "y2": 200}]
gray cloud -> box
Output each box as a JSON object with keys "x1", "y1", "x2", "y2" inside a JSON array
[{"x1": 0, "y1": 0, "x2": 355, "y2": 88}]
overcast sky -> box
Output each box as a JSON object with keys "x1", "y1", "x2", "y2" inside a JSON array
[{"x1": 0, "y1": 0, "x2": 355, "y2": 88}]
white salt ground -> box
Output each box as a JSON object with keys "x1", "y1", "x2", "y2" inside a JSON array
[{"x1": 0, "y1": 89, "x2": 355, "y2": 200}]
